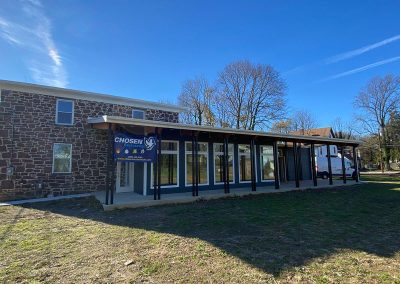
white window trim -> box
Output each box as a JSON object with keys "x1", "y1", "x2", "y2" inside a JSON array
[
  {"x1": 151, "y1": 140, "x2": 179, "y2": 189},
  {"x1": 185, "y1": 141, "x2": 209, "y2": 187},
  {"x1": 52, "y1": 143, "x2": 72, "y2": 173},
  {"x1": 55, "y1": 99, "x2": 74, "y2": 125},
  {"x1": 260, "y1": 145, "x2": 275, "y2": 182},
  {"x1": 213, "y1": 143, "x2": 235, "y2": 185},
  {"x1": 132, "y1": 109, "x2": 146, "y2": 119},
  {"x1": 238, "y1": 144, "x2": 257, "y2": 183}
]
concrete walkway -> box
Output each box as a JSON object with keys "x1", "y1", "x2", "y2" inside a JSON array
[
  {"x1": 95, "y1": 180, "x2": 360, "y2": 211},
  {"x1": 0, "y1": 193, "x2": 93, "y2": 207}
]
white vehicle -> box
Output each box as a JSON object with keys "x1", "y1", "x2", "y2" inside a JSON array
[{"x1": 316, "y1": 155, "x2": 356, "y2": 179}]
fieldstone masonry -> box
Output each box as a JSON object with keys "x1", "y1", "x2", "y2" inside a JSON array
[{"x1": 0, "y1": 89, "x2": 179, "y2": 201}]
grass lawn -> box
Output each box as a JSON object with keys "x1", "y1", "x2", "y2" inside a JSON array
[{"x1": 1, "y1": 177, "x2": 400, "y2": 283}]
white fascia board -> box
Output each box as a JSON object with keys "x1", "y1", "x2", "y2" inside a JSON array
[
  {"x1": 0, "y1": 79, "x2": 186, "y2": 113},
  {"x1": 89, "y1": 116, "x2": 362, "y2": 146}
]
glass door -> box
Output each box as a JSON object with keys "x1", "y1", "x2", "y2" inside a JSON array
[{"x1": 116, "y1": 162, "x2": 134, "y2": 193}]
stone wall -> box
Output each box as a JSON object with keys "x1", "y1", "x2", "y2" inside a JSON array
[{"x1": 0, "y1": 89, "x2": 179, "y2": 201}]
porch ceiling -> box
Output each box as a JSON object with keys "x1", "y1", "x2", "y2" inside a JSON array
[{"x1": 88, "y1": 115, "x2": 361, "y2": 146}]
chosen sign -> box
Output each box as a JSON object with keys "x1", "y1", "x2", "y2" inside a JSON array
[{"x1": 114, "y1": 132, "x2": 157, "y2": 162}]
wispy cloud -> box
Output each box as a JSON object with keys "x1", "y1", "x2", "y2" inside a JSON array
[
  {"x1": 321, "y1": 56, "x2": 400, "y2": 82},
  {"x1": 324, "y1": 34, "x2": 400, "y2": 64},
  {"x1": 284, "y1": 34, "x2": 400, "y2": 75},
  {"x1": 0, "y1": 0, "x2": 68, "y2": 87}
]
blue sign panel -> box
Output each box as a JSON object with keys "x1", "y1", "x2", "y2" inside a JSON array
[{"x1": 114, "y1": 133, "x2": 157, "y2": 162}]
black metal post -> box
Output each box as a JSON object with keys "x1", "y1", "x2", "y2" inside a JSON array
[
  {"x1": 353, "y1": 146, "x2": 359, "y2": 182},
  {"x1": 110, "y1": 124, "x2": 116, "y2": 204},
  {"x1": 191, "y1": 133, "x2": 195, "y2": 196},
  {"x1": 293, "y1": 142, "x2": 300, "y2": 188},
  {"x1": 195, "y1": 135, "x2": 199, "y2": 196},
  {"x1": 153, "y1": 127, "x2": 158, "y2": 200},
  {"x1": 250, "y1": 139, "x2": 256, "y2": 191},
  {"x1": 273, "y1": 140, "x2": 280, "y2": 189},
  {"x1": 225, "y1": 137, "x2": 230, "y2": 193},
  {"x1": 310, "y1": 144, "x2": 317, "y2": 186},
  {"x1": 341, "y1": 146, "x2": 347, "y2": 184},
  {"x1": 327, "y1": 144, "x2": 333, "y2": 185},
  {"x1": 157, "y1": 129, "x2": 162, "y2": 200}
]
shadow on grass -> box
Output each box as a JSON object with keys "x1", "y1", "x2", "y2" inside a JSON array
[{"x1": 15, "y1": 182, "x2": 400, "y2": 276}]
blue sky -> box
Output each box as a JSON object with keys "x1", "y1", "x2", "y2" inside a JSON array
[{"x1": 0, "y1": 0, "x2": 399, "y2": 127}]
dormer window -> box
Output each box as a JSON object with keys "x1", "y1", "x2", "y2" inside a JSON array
[{"x1": 132, "y1": 109, "x2": 145, "y2": 119}]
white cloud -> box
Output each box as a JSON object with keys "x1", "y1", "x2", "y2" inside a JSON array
[
  {"x1": 0, "y1": 0, "x2": 68, "y2": 87},
  {"x1": 321, "y1": 56, "x2": 400, "y2": 81},
  {"x1": 324, "y1": 34, "x2": 400, "y2": 64}
]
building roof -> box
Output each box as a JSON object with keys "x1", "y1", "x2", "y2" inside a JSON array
[
  {"x1": 88, "y1": 115, "x2": 361, "y2": 146},
  {"x1": 290, "y1": 127, "x2": 334, "y2": 138},
  {"x1": 0, "y1": 79, "x2": 186, "y2": 113}
]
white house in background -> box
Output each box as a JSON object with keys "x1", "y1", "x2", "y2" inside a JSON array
[{"x1": 290, "y1": 127, "x2": 339, "y2": 157}]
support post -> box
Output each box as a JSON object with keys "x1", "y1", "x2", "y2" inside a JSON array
[
  {"x1": 273, "y1": 140, "x2": 280, "y2": 189},
  {"x1": 157, "y1": 129, "x2": 162, "y2": 200},
  {"x1": 341, "y1": 146, "x2": 347, "y2": 184},
  {"x1": 225, "y1": 137, "x2": 230, "y2": 193},
  {"x1": 153, "y1": 127, "x2": 158, "y2": 200},
  {"x1": 191, "y1": 132, "x2": 195, "y2": 196},
  {"x1": 293, "y1": 142, "x2": 300, "y2": 188},
  {"x1": 310, "y1": 144, "x2": 317, "y2": 186},
  {"x1": 222, "y1": 137, "x2": 227, "y2": 193},
  {"x1": 353, "y1": 146, "x2": 359, "y2": 182},
  {"x1": 250, "y1": 138, "x2": 256, "y2": 191},
  {"x1": 195, "y1": 135, "x2": 199, "y2": 196},
  {"x1": 327, "y1": 144, "x2": 333, "y2": 185}
]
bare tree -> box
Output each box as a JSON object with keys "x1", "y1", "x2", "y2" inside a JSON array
[
  {"x1": 354, "y1": 75, "x2": 400, "y2": 171},
  {"x1": 331, "y1": 117, "x2": 354, "y2": 139},
  {"x1": 178, "y1": 77, "x2": 215, "y2": 126},
  {"x1": 270, "y1": 119, "x2": 293, "y2": 134},
  {"x1": 216, "y1": 60, "x2": 286, "y2": 130},
  {"x1": 291, "y1": 109, "x2": 317, "y2": 134}
]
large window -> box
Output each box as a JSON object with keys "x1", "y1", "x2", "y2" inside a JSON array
[
  {"x1": 152, "y1": 141, "x2": 179, "y2": 187},
  {"x1": 213, "y1": 143, "x2": 234, "y2": 184},
  {"x1": 52, "y1": 143, "x2": 72, "y2": 173},
  {"x1": 185, "y1": 142, "x2": 209, "y2": 186},
  {"x1": 260, "y1": 145, "x2": 274, "y2": 181},
  {"x1": 238, "y1": 144, "x2": 253, "y2": 182},
  {"x1": 56, "y1": 99, "x2": 74, "y2": 125},
  {"x1": 132, "y1": 109, "x2": 145, "y2": 119}
]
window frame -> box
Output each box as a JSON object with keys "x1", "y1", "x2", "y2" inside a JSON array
[
  {"x1": 259, "y1": 145, "x2": 275, "y2": 182},
  {"x1": 132, "y1": 109, "x2": 145, "y2": 119},
  {"x1": 238, "y1": 144, "x2": 257, "y2": 183},
  {"x1": 55, "y1": 99, "x2": 74, "y2": 125},
  {"x1": 52, "y1": 143, "x2": 72, "y2": 174},
  {"x1": 185, "y1": 141, "x2": 209, "y2": 186},
  {"x1": 213, "y1": 143, "x2": 235, "y2": 185},
  {"x1": 151, "y1": 140, "x2": 180, "y2": 189}
]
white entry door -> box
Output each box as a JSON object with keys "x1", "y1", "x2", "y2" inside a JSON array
[{"x1": 116, "y1": 162, "x2": 134, "y2": 193}]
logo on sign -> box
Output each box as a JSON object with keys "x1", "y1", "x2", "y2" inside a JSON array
[{"x1": 144, "y1": 137, "x2": 156, "y2": 150}]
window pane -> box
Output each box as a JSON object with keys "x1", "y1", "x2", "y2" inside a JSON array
[
  {"x1": 132, "y1": 110, "x2": 145, "y2": 119},
  {"x1": 214, "y1": 143, "x2": 234, "y2": 154},
  {"x1": 261, "y1": 145, "x2": 273, "y2": 155},
  {"x1": 261, "y1": 154, "x2": 275, "y2": 180},
  {"x1": 239, "y1": 144, "x2": 250, "y2": 154},
  {"x1": 240, "y1": 155, "x2": 252, "y2": 181},
  {"x1": 186, "y1": 142, "x2": 208, "y2": 152},
  {"x1": 214, "y1": 155, "x2": 234, "y2": 183},
  {"x1": 57, "y1": 112, "x2": 73, "y2": 124},
  {"x1": 161, "y1": 141, "x2": 178, "y2": 151},
  {"x1": 154, "y1": 154, "x2": 178, "y2": 186},
  {"x1": 186, "y1": 153, "x2": 208, "y2": 185},
  {"x1": 53, "y1": 144, "x2": 71, "y2": 173},
  {"x1": 57, "y1": 100, "x2": 73, "y2": 112}
]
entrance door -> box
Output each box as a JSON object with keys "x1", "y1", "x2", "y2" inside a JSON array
[{"x1": 116, "y1": 162, "x2": 134, "y2": 193}]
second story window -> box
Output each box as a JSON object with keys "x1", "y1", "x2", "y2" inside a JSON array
[
  {"x1": 132, "y1": 109, "x2": 145, "y2": 119},
  {"x1": 56, "y1": 99, "x2": 74, "y2": 125}
]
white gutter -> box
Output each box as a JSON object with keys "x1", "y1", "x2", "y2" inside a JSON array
[{"x1": 88, "y1": 115, "x2": 362, "y2": 146}]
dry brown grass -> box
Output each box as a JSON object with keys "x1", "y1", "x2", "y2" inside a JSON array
[{"x1": 1, "y1": 178, "x2": 400, "y2": 283}]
